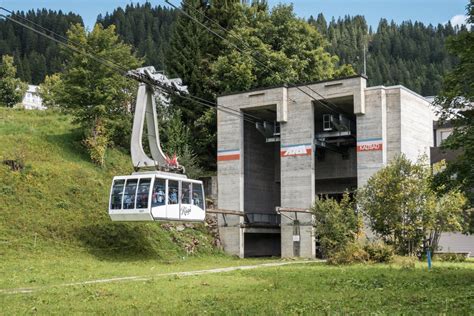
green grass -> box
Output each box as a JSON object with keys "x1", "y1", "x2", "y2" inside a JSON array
[
  {"x1": 2, "y1": 260, "x2": 473, "y2": 314},
  {"x1": 1, "y1": 108, "x2": 473, "y2": 314},
  {"x1": 0, "y1": 108, "x2": 220, "y2": 262}
]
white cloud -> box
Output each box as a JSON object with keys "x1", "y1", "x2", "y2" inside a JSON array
[{"x1": 448, "y1": 14, "x2": 471, "y2": 28}]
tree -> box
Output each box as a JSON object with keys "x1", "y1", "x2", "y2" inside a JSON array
[
  {"x1": 0, "y1": 9, "x2": 83, "y2": 84},
  {"x1": 358, "y1": 155, "x2": 468, "y2": 256},
  {"x1": 97, "y1": 3, "x2": 177, "y2": 70},
  {"x1": 211, "y1": 4, "x2": 354, "y2": 93},
  {"x1": 0, "y1": 55, "x2": 27, "y2": 107},
  {"x1": 312, "y1": 193, "x2": 362, "y2": 258},
  {"x1": 38, "y1": 73, "x2": 64, "y2": 108},
  {"x1": 161, "y1": 108, "x2": 203, "y2": 179},
  {"x1": 59, "y1": 23, "x2": 142, "y2": 165},
  {"x1": 435, "y1": 3, "x2": 474, "y2": 210}
]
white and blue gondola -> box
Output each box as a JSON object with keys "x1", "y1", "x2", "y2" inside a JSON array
[{"x1": 108, "y1": 171, "x2": 205, "y2": 222}]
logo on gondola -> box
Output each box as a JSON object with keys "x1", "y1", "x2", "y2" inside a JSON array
[{"x1": 180, "y1": 206, "x2": 191, "y2": 216}]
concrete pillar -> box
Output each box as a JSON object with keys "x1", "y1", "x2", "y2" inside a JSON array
[
  {"x1": 280, "y1": 95, "x2": 315, "y2": 258},
  {"x1": 217, "y1": 108, "x2": 244, "y2": 257},
  {"x1": 356, "y1": 88, "x2": 387, "y2": 187}
]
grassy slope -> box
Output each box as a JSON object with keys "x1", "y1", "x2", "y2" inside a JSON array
[{"x1": 0, "y1": 108, "x2": 250, "y2": 287}]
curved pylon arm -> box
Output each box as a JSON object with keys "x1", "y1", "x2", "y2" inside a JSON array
[
  {"x1": 130, "y1": 83, "x2": 167, "y2": 169},
  {"x1": 129, "y1": 67, "x2": 188, "y2": 172}
]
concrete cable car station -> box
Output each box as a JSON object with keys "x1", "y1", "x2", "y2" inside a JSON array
[{"x1": 216, "y1": 75, "x2": 439, "y2": 258}]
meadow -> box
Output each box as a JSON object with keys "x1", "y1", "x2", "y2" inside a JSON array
[{"x1": 1, "y1": 108, "x2": 473, "y2": 314}]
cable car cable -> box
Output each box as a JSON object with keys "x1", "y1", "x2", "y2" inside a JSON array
[
  {"x1": 0, "y1": 6, "x2": 132, "y2": 74},
  {"x1": 166, "y1": 0, "x2": 349, "y2": 115},
  {"x1": 0, "y1": 11, "x2": 260, "y2": 124},
  {"x1": 176, "y1": 0, "x2": 350, "y2": 115}
]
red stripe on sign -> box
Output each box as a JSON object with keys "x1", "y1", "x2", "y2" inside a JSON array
[
  {"x1": 357, "y1": 143, "x2": 383, "y2": 152},
  {"x1": 217, "y1": 154, "x2": 240, "y2": 161}
]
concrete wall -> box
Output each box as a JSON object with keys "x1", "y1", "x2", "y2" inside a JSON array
[
  {"x1": 400, "y1": 88, "x2": 434, "y2": 161},
  {"x1": 356, "y1": 88, "x2": 387, "y2": 187},
  {"x1": 216, "y1": 103, "x2": 244, "y2": 257},
  {"x1": 279, "y1": 88, "x2": 316, "y2": 258}
]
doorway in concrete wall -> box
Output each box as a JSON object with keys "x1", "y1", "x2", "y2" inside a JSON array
[
  {"x1": 242, "y1": 106, "x2": 281, "y2": 257},
  {"x1": 313, "y1": 96, "x2": 357, "y2": 196},
  {"x1": 313, "y1": 96, "x2": 357, "y2": 259}
]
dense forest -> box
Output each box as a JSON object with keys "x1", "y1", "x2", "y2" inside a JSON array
[
  {"x1": 0, "y1": 9, "x2": 83, "y2": 84},
  {"x1": 0, "y1": 3, "x2": 464, "y2": 95},
  {"x1": 310, "y1": 14, "x2": 461, "y2": 95},
  {"x1": 97, "y1": 3, "x2": 177, "y2": 71}
]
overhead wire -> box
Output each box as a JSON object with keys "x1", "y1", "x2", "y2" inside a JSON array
[
  {"x1": 0, "y1": 9, "x2": 260, "y2": 124},
  {"x1": 166, "y1": 0, "x2": 351, "y2": 115}
]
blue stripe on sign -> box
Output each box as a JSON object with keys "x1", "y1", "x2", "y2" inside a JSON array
[
  {"x1": 217, "y1": 149, "x2": 239, "y2": 153},
  {"x1": 357, "y1": 138, "x2": 382, "y2": 143},
  {"x1": 281, "y1": 143, "x2": 312, "y2": 149}
]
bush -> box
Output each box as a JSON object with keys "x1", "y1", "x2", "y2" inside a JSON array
[
  {"x1": 392, "y1": 256, "x2": 419, "y2": 269},
  {"x1": 434, "y1": 253, "x2": 467, "y2": 262},
  {"x1": 364, "y1": 241, "x2": 395, "y2": 263},
  {"x1": 327, "y1": 242, "x2": 369, "y2": 265},
  {"x1": 312, "y1": 193, "x2": 362, "y2": 258}
]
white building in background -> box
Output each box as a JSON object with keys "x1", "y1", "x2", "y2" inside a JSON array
[{"x1": 22, "y1": 85, "x2": 46, "y2": 110}]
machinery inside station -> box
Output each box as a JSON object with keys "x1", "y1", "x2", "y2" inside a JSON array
[{"x1": 313, "y1": 96, "x2": 357, "y2": 200}]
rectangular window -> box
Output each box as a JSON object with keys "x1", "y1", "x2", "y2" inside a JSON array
[
  {"x1": 123, "y1": 179, "x2": 138, "y2": 209},
  {"x1": 151, "y1": 178, "x2": 166, "y2": 207},
  {"x1": 136, "y1": 178, "x2": 151, "y2": 209},
  {"x1": 182, "y1": 182, "x2": 191, "y2": 204},
  {"x1": 192, "y1": 184, "x2": 204, "y2": 209},
  {"x1": 168, "y1": 180, "x2": 179, "y2": 205},
  {"x1": 323, "y1": 114, "x2": 333, "y2": 131},
  {"x1": 110, "y1": 179, "x2": 125, "y2": 210}
]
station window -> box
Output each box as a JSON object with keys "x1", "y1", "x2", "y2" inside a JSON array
[
  {"x1": 182, "y1": 182, "x2": 192, "y2": 204},
  {"x1": 438, "y1": 130, "x2": 452, "y2": 146},
  {"x1": 136, "y1": 178, "x2": 151, "y2": 209},
  {"x1": 123, "y1": 179, "x2": 138, "y2": 209},
  {"x1": 192, "y1": 184, "x2": 204, "y2": 209},
  {"x1": 168, "y1": 180, "x2": 179, "y2": 205},
  {"x1": 151, "y1": 178, "x2": 166, "y2": 207},
  {"x1": 323, "y1": 114, "x2": 333, "y2": 131},
  {"x1": 110, "y1": 179, "x2": 125, "y2": 209}
]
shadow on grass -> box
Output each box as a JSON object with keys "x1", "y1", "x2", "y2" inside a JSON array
[
  {"x1": 45, "y1": 130, "x2": 90, "y2": 163},
  {"x1": 75, "y1": 223, "x2": 179, "y2": 261}
]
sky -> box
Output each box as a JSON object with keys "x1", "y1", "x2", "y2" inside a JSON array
[{"x1": 1, "y1": 0, "x2": 470, "y2": 30}]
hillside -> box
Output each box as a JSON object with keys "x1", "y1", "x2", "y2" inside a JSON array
[{"x1": 0, "y1": 108, "x2": 219, "y2": 261}]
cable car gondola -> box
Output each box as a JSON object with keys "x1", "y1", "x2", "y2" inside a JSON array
[
  {"x1": 108, "y1": 67, "x2": 206, "y2": 222},
  {"x1": 109, "y1": 172, "x2": 205, "y2": 222}
]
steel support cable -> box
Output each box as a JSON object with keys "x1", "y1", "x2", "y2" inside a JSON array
[
  {"x1": 0, "y1": 13, "x2": 128, "y2": 75},
  {"x1": 0, "y1": 7, "x2": 132, "y2": 74},
  {"x1": 0, "y1": 12, "x2": 259, "y2": 124},
  {"x1": 126, "y1": 70, "x2": 260, "y2": 122},
  {"x1": 179, "y1": 0, "x2": 340, "y2": 113},
  {"x1": 166, "y1": 0, "x2": 350, "y2": 115}
]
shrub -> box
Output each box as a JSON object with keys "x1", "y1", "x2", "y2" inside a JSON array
[
  {"x1": 364, "y1": 241, "x2": 395, "y2": 263},
  {"x1": 434, "y1": 253, "x2": 467, "y2": 262},
  {"x1": 392, "y1": 256, "x2": 418, "y2": 269},
  {"x1": 327, "y1": 242, "x2": 369, "y2": 265},
  {"x1": 312, "y1": 193, "x2": 362, "y2": 258}
]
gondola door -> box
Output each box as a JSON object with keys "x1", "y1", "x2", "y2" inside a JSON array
[{"x1": 166, "y1": 179, "x2": 180, "y2": 220}]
